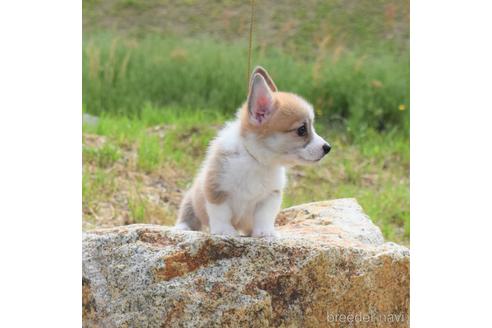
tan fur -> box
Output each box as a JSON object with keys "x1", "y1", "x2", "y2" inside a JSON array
[
  {"x1": 203, "y1": 147, "x2": 229, "y2": 204},
  {"x1": 176, "y1": 145, "x2": 233, "y2": 230},
  {"x1": 191, "y1": 182, "x2": 209, "y2": 226},
  {"x1": 184, "y1": 147, "x2": 235, "y2": 229},
  {"x1": 176, "y1": 189, "x2": 202, "y2": 230},
  {"x1": 240, "y1": 92, "x2": 310, "y2": 138}
]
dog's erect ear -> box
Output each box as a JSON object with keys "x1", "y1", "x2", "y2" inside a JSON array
[
  {"x1": 247, "y1": 73, "x2": 274, "y2": 125},
  {"x1": 251, "y1": 66, "x2": 277, "y2": 92}
]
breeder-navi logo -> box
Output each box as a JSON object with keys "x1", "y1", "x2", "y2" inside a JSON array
[{"x1": 327, "y1": 312, "x2": 406, "y2": 324}]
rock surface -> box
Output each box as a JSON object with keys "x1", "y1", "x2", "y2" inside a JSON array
[{"x1": 83, "y1": 198, "x2": 409, "y2": 327}]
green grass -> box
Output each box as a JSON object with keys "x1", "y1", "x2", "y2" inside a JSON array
[
  {"x1": 82, "y1": 106, "x2": 409, "y2": 244},
  {"x1": 83, "y1": 0, "x2": 409, "y2": 58},
  {"x1": 137, "y1": 135, "x2": 163, "y2": 172},
  {"x1": 82, "y1": 167, "x2": 117, "y2": 210},
  {"x1": 84, "y1": 104, "x2": 225, "y2": 172},
  {"x1": 128, "y1": 195, "x2": 147, "y2": 223},
  {"x1": 83, "y1": 143, "x2": 121, "y2": 168},
  {"x1": 83, "y1": 34, "x2": 409, "y2": 132}
]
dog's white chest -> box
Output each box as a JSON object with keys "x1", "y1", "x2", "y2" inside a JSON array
[{"x1": 222, "y1": 155, "x2": 286, "y2": 218}]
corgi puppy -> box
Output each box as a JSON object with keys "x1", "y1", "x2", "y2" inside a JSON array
[{"x1": 175, "y1": 66, "x2": 331, "y2": 237}]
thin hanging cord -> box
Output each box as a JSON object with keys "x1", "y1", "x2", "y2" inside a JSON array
[{"x1": 247, "y1": 0, "x2": 256, "y2": 88}]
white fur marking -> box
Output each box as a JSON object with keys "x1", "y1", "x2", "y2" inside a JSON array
[
  {"x1": 251, "y1": 192, "x2": 282, "y2": 238},
  {"x1": 206, "y1": 201, "x2": 239, "y2": 236}
]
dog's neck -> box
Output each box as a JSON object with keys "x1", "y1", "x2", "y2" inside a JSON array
[
  {"x1": 243, "y1": 142, "x2": 260, "y2": 163},
  {"x1": 241, "y1": 133, "x2": 283, "y2": 168}
]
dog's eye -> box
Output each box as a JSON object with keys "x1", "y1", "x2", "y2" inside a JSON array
[{"x1": 297, "y1": 124, "x2": 307, "y2": 137}]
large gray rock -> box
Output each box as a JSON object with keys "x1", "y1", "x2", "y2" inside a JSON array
[{"x1": 83, "y1": 198, "x2": 409, "y2": 327}]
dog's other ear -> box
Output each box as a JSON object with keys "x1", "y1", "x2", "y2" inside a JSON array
[
  {"x1": 252, "y1": 66, "x2": 277, "y2": 92},
  {"x1": 247, "y1": 73, "x2": 274, "y2": 125}
]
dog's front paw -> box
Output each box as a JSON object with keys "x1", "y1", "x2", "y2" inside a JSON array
[
  {"x1": 210, "y1": 225, "x2": 240, "y2": 237},
  {"x1": 251, "y1": 229, "x2": 280, "y2": 239}
]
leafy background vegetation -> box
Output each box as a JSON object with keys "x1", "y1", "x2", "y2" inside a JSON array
[{"x1": 83, "y1": 0, "x2": 410, "y2": 244}]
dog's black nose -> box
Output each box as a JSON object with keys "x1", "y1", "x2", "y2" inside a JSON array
[{"x1": 322, "y1": 144, "x2": 331, "y2": 155}]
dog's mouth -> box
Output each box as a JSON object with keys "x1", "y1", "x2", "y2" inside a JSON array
[
  {"x1": 295, "y1": 155, "x2": 324, "y2": 164},
  {"x1": 276, "y1": 149, "x2": 327, "y2": 166}
]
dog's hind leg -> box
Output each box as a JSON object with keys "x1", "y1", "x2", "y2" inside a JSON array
[{"x1": 175, "y1": 191, "x2": 202, "y2": 231}]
